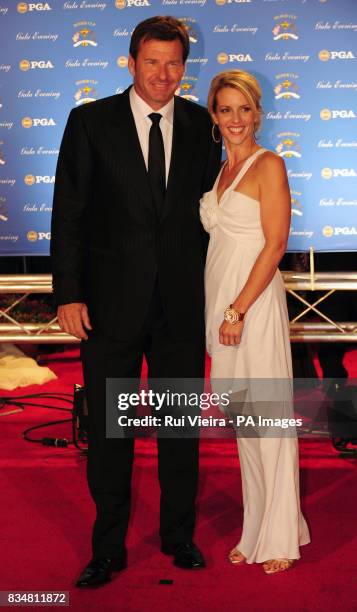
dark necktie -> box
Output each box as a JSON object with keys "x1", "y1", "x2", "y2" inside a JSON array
[{"x1": 148, "y1": 112, "x2": 166, "y2": 217}]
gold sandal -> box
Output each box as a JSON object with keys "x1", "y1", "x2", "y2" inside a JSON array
[
  {"x1": 228, "y1": 548, "x2": 246, "y2": 565},
  {"x1": 262, "y1": 559, "x2": 294, "y2": 575}
]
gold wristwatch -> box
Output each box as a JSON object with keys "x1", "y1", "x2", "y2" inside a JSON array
[{"x1": 224, "y1": 304, "x2": 245, "y2": 325}]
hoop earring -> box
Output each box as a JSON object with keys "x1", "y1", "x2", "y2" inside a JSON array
[{"x1": 212, "y1": 123, "x2": 221, "y2": 144}]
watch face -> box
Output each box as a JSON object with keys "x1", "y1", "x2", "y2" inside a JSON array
[{"x1": 225, "y1": 308, "x2": 237, "y2": 324}]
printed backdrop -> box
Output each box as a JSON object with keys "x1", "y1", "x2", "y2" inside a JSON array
[{"x1": 0, "y1": 0, "x2": 356, "y2": 255}]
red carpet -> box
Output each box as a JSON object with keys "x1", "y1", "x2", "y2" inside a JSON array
[{"x1": 0, "y1": 348, "x2": 357, "y2": 611}]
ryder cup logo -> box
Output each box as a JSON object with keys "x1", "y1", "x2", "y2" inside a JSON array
[
  {"x1": 176, "y1": 77, "x2": 199, "y2": 102},
  {"x1": 74, "y1": 80, "x2": 98, "y2": 105},
  {"x1": 179, "y1": 18, "x2": 199, "y2": 44},
  {"x1": 17, "y1": 2, "x2": 52, "y2": 11},
  {"x1": 73, "y1": 23, "x2": 97, "y2": 47},
  {"x1": 273, "y1": 15, "x2": 299, "y2": 41},
  {"x1": 274, "y1": 74, "x2": 300, "y2": 100},
  {"x1": 276, "y1": 133, "x2": 301, "y2": 158}
]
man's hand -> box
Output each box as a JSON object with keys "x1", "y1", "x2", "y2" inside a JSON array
[
  {"x1": 57, "y1": 303, "x2": 92, "y2": 340},
  {"x1": 219, "y1": 320, "x2": 244, "y2": 346}
]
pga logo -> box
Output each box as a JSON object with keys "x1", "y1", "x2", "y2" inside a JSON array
[
  {"x1": 319, "y1": 50, "x2": 355, "y2": 61},
  {"x1": 36, "y1": 175, "x2": 55, "y2": 183},
  {"x1": 22, "y1": 117, "x2": 56, "y2": 127},
  {"x1": 217, "y1": 52, "x2": 253, "y2": 64},
  {"x1": 31, "y1": 60, "x2": 54, "y2": 69},
  {"x1": 229, "y1": 54, "x2": 253, "y2": 62},
  {"x1": 34, "y1": 118, "x2": 56, "y2": 127},
  {"x1": 321, "y1": 167, "x2": 357, "y2": 179},
  {"x1": 20, "y1": 59, "x2": 54, "y2": 70},
  {"x1": 115, "y1": 0, "x2": 150, "y2": 7},
  {"x1": 216, "y1": 0, "x2": 252, "y2": 4},
  {"x1": 332, "y1": 110, "x2": 356, "y2": 119},
  {"x1": 27, "y1": 230, "x2": 51, "y2": 242},
  {"x1": 320, "y1": 109, "x2": 356, "y2": 120},
  {"x1": 334, "y1": 227, "x2": 357, "y2": 236},
  {"x1": 17, "y1": 2, "x2": 52, "y2": 11},
  {"x1": 25, "y1": 174, "x2": 54, "y2": 185},
  {"x1": 333, "y1": 168, "x2": 357, "y2": 177},
  {"x1": 330, "y1": 51, "x2": 355, "y2": 60},
  {"x1": 126, "y1": 0, "x2": 151, "y2": 5}
]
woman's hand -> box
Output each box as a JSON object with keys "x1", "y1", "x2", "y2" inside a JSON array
[{"x1": 219, "y1": 320, "x2": 244, "y2": 346}]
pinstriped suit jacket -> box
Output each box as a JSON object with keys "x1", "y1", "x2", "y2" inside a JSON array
[{"x1": 51, "y1": 86, "x2": 222, "y2": 341}]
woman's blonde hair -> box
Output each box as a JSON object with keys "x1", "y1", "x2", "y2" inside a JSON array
[{"x1": 207, "y1": 70, "x2": 263, "y2": 134}]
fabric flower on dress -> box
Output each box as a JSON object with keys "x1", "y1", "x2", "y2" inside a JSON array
[{"x1": 199, "y1": 191, "x2": 218, "y2": 231}]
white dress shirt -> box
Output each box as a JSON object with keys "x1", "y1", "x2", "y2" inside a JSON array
[{"x1": 129, "y1": 86, "x2": 174, "y2": 186}]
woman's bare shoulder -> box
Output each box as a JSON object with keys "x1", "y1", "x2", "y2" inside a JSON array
[
  {"x1": 256, "y1": 149, "x2": 285, "y2": 171},
  {"x1": 256, "y1": 149, "x2": 287, "y2": 183}
]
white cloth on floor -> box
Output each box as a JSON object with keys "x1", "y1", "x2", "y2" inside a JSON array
[{"x1": 0, "y1": 343, "x2": 57, "y2": 391}]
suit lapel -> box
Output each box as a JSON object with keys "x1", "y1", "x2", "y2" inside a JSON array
[{"x1": 161, "y1": 96, "x2": 193, "y2": 221}]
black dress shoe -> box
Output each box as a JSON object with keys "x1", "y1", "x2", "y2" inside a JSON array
[
  {"x1": 75, "y1": 556, "x2": 127, "y2": 588},
  {"x1": 161, "y1": 542, "x2": 206, "y2": 569}
]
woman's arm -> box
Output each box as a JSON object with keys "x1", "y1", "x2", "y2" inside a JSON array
[{"x1": 219, "y1": 152, "x2": 291, "y2": 346}]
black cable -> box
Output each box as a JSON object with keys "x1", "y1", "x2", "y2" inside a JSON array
[
  {"x1": 0, "y1": 391, "x2": 73, "y2": 415},
  {"x1": 0, "y1": 392, "x2": 73, "y2": 404},
  {"x1": 1, "y1": 390, "x2": 87, "y2": 451},
  {"x1": 1, "y1": 393, "x2": 73, "y2": 446},
  {"x1": 0, "y1": 399, "x2": 25, "y2": 415},
  {"x1": 0, "y1": 391, "x2": 73, "y2": 397},
  {"x1": 15, "y1": 402, "x2": 70, "y2": 411},
  {"x1": 23, "y1": 418, "x2": 73, "y2": 447},
  {"x1": 0, "y1": 400, "x2": 72, "y2": 414}
]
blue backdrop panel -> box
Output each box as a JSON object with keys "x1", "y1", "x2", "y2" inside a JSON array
[{"x1": 0, "y1": 0, "x2": 356, "y2": 255}]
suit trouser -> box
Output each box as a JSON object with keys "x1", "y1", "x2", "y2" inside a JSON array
[{"x1": 80, "y1": 284, "x2": 205, "y2": 558}]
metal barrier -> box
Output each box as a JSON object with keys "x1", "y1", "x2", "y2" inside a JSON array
[{"x1": 0, "y1": 273, "x2": 356, "y2": 343}]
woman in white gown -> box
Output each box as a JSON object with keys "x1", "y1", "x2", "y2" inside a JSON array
[{"x1": 200, "y1": 70, "x2": 310, "y2": 574}]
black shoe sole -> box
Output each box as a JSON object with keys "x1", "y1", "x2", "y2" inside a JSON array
[
  {"x1": 76, "y1": 579, "x2": 111, "y2": 589},
  {"x1": 173, "y1": 562, "x2": 206, "y2": 570},
  {"x1": 75, "y1": 562, "x2": 127, "y2": 588}
]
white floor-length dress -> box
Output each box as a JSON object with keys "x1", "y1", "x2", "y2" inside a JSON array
[{"x1": 200, "y1": 148, "x2": 310, "y2": 563}]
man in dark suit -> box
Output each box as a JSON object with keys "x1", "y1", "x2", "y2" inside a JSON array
[{"x1": 51, "y1": 16, "x2": 221, "y2": 588}]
